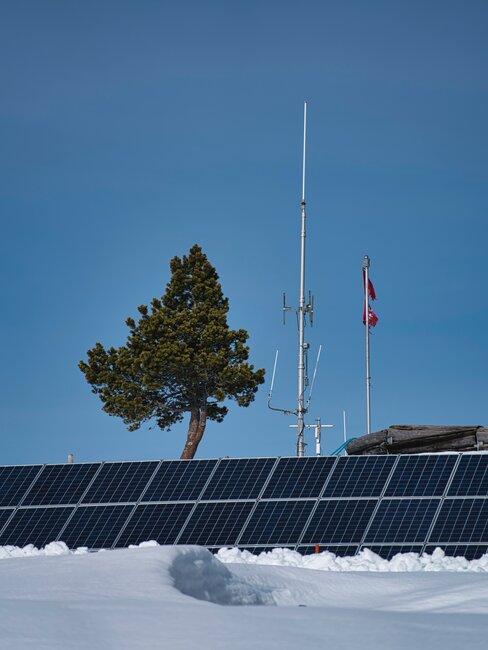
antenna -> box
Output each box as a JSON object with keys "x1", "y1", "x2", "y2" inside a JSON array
[
  {"x1": 267, "y1": 102, "x2": 331, "y2": 456},
  {"x1": 306, "y1": 344, "x2": 322, "y2": 409}
]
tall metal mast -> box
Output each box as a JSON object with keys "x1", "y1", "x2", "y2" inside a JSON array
[
  {"x1": 268, "y1": 102, "x2": 331, "y2": 457},
  {"x1": 296, "y1": 101, "x2": 308, "y2": 456}
]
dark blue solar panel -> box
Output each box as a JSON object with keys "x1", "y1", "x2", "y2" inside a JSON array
[
  {"x1": 22, "y1": 464, "x2": 100, "y2": 506},
  {"x1": 448, "y1": 456, "x2": 488, "y2": 496},
  {"x1": 0, "y1": 507, "x2": 74, "y2": 547},
  {"x1": 361, "y1": 545, "x2": 424, "y2": 560},
  {"x1": 201, "y1": 458, "x2": 275, "y2": 500},
  {"x1": 262, "y1": 457, "x2": 336, "y2": 499},
  {"x1": 82, "y1": 462, "x2": 158, "y2": 504},
  {"x1": 301, "y1": 500, "x2": 376, "y2": 545},
  {"x1": 239, "y1": 500, "x2": 315, "y2": 546},
  {"x1": 429, "y1": 498, "x2": 488, "y2": 543},
  {"x1": 0, "y1": 509, "x2": 14, "y2": 533},
  {"x1": 365, "y1": 498, "x2": 440, "y2": 543},
  {"x1": 323, "y1": 456, "x2": 396, "y2": 498},
  {"x1": 178, "y1": 501, "x2": 254, "y2": 546},
  {"x1": 142, "y1": 460, "x2": 217, "y2": 502},
  {"x1": 116, "y1": 503, "x2": 193, "y2": 547},
  {"x1": 60, "y1": 505, "x2": 133, "y2": 549},
  {"x1": 385, "y1": 455, "x2": 457, "y2": 497},
  {"x1": 297, "y1": 545, "x2": 358, "y2": 557},
  {"x1": 424, "y1": 545, "x2": 488, "y2": 560},
  {"x1": 0, "y1": 466, "x2": 42, "y2": 507}
]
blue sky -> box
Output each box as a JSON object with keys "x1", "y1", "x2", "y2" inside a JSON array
[{"x1": 1, "y1": 1, "x2": 487, "y2": 464}]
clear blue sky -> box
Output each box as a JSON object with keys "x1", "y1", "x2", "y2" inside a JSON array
[{"x1": 1, "y1": 1, "x2": 487, "y2": 464}]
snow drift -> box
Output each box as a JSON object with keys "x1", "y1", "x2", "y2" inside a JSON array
[{"x1": 1, "y1": 544, "x2": 488, "y2": 648}]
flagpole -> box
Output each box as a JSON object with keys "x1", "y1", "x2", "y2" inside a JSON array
[{"x1": 363, "y1": 255, "x2": 371, "y2": 436}]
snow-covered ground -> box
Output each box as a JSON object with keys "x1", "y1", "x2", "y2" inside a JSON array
[{"x1": 1, "y1": 543, "x2": 488, "y2": 649}]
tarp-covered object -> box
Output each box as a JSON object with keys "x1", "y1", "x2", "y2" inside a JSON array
[{"x1": 347, "y1": 425, "x2": 488, "y2": 455}]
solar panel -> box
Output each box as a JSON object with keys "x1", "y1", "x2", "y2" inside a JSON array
[
  {"x1": 201, "y1": 458, "x2": 275, "y2": 501},
  {"x1": 142, "y1": 460, "x2": 217, "y2": 502},
  {"x1": 0, "y1": 509, "x2": 14, "y2": 533},
  {"x1": 60, "y1": 505, "x2": 133, "y2": 549},
  {"x1": 424, "y1": 545, "x2": 488, "y2": 560},
  {"x1": 0, "y1": 507, "x2": 74, "y2": 547},
  {"x1": 0, "y1": 466, "x2": 42, "y2": 507},
  {"x1": 178, "y1": 501, "x2": 254, "y2": 546},
  {"x1": 365, "y1": 498, "x2": 440, "y2": 544},
  {"x1": 262, "y1": 457, "x2": 336, "y2": 499},
  {"x1": 81, "y1": 462, "x2": 158, "y2": 504},
  {"x1": 239, "y1": 500, "x2": 315, "y2": 546},
  {"x1": 361, "y1": 545, "x2": 424, "y2": 560},
  {"x1": 116, "y1": 503, "x2": 194, "y2": 547},
  {"x1": 323, "y1": 456, "x2": 396, "y2": 498},
  {"x1": 301, "y1": 499, "x2": 376, "y2": 545},
  {"x1": 429, "y1": 498, "x2": 488, "y2": 543},
  {"x1": 385, "y1": 455, "x2": 457, "y2": 497},
  {"x1": 22, "y1": 464, "x2": 100, "y2": 506},
  {"x1": 448, "y1": 455, "x2": 488, "y2": 496},
  {"x1": 1, "y1": 453, "x2": 487, "y2": 553}
]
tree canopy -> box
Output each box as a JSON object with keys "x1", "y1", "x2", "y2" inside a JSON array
[{"x1": 79, "y1": 244, "x2": 265, "y2": 458}]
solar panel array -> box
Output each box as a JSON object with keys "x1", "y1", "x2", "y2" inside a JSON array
[{"x1": 1, "y1": 454, "x2": 488, "y2": 558}]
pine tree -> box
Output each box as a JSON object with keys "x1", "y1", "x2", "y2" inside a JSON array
[{"x1": 79, "y1": 245, "x2": 265, "y2": 459}]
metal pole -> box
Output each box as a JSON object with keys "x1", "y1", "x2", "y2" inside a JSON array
[
  {"x1": 342, "y1": 410, "x2": 347, "y2": 455},
  {"x1": 314, "y1": 418, "x2": 321, "y2": 456},
  {"x1": 297, "y1": 101, "x2": 307, "y2": 457},
  {"x1": 363, "y1": 255, "x2": 371, "y2": 436}
]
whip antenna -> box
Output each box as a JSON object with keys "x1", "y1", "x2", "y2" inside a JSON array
[{"x1": 267, "y1": 102, "x2": 332, "y2": 455}]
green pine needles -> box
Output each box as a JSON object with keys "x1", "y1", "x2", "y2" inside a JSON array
[{"x1": 79, "y1": 245, "x2": 265, "y2": 459}]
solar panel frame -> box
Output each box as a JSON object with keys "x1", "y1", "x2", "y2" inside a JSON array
[
  {"x1": 323, "y1": 455, "x2": 397, "y2": 498},
  {"x1": 0, "y1": 506, "x2": 74, "y2": 547},
  {"x1": 59, "y1": 504, "x2": 134, "y2": 549},
  {"x1": 262, "y1": 457, "x2": 337, "y2": 499},
  {"x1": 385, "y1": 455, "x2": 457, "y2": 497},
  {"x1": 2, "y1": 452, "x2": 488, "y2": 553},
  {"x1": 0, "y1": 508, "x2": 15, "y2": 536},
  {"x1": 178, "y1": 501, "x2": 255, "y2": 546},
  {"x1": 364, "y1": 498, "x2": 441, "y2": 544},
  {"x1": 301, "y1": 499, "x2": 377, "y2": 545},
  {"x1": 0, "y1": 465, "x2": 43, "y2": 507},
  {"x1": 447, "y1": 455, "x2": 488, "y2": 496},
  {"x1": 238, "y1": 500, "x2": 316, "y2": 546},
  {"x1": 21, "y1": 463, "x2": 101, "y2": 506},
  {"x1": 142, "y1": 459, "x2": 219, "y2": 502},
  {"x1": 201, "y1": 458, "x2": 276, "y2": 501},
  {"x1": 428, "y1": 498, "x2": 488, "y2": 544},
  {"x1": 81, "y1": 461, "x2": 159, "y2": 504},
  {"x1": 115, "y1": 502, "x2": 195, "y2": 547}
]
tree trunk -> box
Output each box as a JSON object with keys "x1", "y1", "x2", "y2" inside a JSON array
[{"x1": 180, "y1": 406, "x2": 208, "y2": 459}]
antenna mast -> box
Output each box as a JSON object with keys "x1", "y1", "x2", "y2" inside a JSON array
[
  {"x1": 297, "y1": 101, "x2": 308, "y2": 457},
  {"x1": 268, "y1": 102, "x2": 332, "y2": 456}
]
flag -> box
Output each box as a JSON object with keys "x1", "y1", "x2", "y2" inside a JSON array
[
  {"x1": 363, "y1": 306, "x2": 379, "y2": 328},
  {"x1": 362, "y1": 270, "x2": 379, "y2": 327},
  {"x1": 363, "y1": 270, "x2": 376, "y2": 301}
]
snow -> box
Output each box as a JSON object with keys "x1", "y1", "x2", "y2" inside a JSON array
[
  {"x1": 1, "y1": 543, "x2": 488, "y2": 649},
  {"x1": 217, "y1": 545, "x2": 488, "y2": 572}
]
